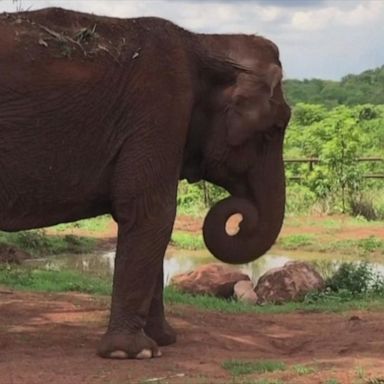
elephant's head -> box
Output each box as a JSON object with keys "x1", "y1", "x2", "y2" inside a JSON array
[{"x1": 182, "y1": 35, "x2": 291, "y2": 264}]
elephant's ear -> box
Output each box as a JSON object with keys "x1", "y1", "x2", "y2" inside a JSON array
[{"x1": 225, "y1": 63, "x2": 282, "y2": 147}]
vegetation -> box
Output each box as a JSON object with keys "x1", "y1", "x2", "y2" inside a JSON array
[
  {"x1": 0, "y1": 266, "x2": 111, "y2": 294},
  {"x1": 52, "y1": 215, "x2": 110, "y2": 232},
  {"x1": 276, "y1": 234, "x2": 384, "y2": 256},
  {"x1": 285, "y1": 103, "x2": 384, "y2": 217},
  {"x1": 325, "y1": 261, "x2": 384, "y2": 295},
  {"x1": 222, "y1": 360, "x2": 286, "y2": 375},
  {"x1": 0, "y1": 215, "x2": 109, "y2": 257},
  {"x1": 170, "y1": 231, "x2": 205, "y2": 250},
  {"x1": 0, "y1": 229, "x2": 96, "y2": 257},
  {"x1": 1, "y1": 261, "x2": 383, "y2": 313},
  {"x1": 292, "y1": 364, "x2": 316, "y2": 376},
  {"x1": 283, "y1": 65, "x2": 384, "y2": 107}
]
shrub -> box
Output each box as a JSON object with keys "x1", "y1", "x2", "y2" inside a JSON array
[
  {"x1": 326, "y1": 262, "x2": 383, "y2": 294},
  {"x1": 285, "y1": 184, "x2": 317, "y2": 215}
]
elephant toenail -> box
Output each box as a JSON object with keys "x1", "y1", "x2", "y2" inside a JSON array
[
  {"x1": 110, "y1": 350, "x2": 128, "y2": 359},
  {"x1": 153, "y1": 350, "x2": 162, "y2": 358},
  {"x1": 136, "y1": 349, "x2": 152, "y2": 359}
]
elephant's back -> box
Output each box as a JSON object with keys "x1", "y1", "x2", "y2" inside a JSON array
[{"x1": 0, "y1": 8, "x2": 189, "y2": 65}]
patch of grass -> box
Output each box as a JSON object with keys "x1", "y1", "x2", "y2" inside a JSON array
[
  {"x1": 52, "y1": 215, "x2": 111, "y2": 233},
  {"x1": 165, "y1": 286, "x2": 384, "y2": 314},
  {"x1": 327, "y1": 237, "x2": 384, "y2": 255},
  {"x1": 170, "y1": 231, "x2": 205, "y2": 250},
  {"x1": 0, "y1": 230, "x2": 96, "y2": 257},
  {"x1": 292, "y1": 364, "x2": 316, "y2": 375},
  {"x1": 324, "y1": 380, "x2": 341, "y2": 384},
  {"x1": 321, "y1": 219, "x2": 341, "y2": 229},
  {"x1": 222, "y1": 359, "x2": 286, "y2": 375},
  {"x1": 277, "y1": 234, "x2": 315, "y2": 250},
  {"x1": 277, "y1": 234, "x2": 384, "y2": 256},
  {"x1": 357, "y1": 236, "x2": 384, "y2": 253},
  {"x1": 0, "y1": 266, "x2": 111, "y2": 295}
]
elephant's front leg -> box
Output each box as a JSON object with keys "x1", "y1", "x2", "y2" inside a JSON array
[
  {"x1": 97, "y1": 199, "x2": 176, "y2": 359},
  {"x1": 144, "y1": 268, "x2": 177, "y2": 346}
]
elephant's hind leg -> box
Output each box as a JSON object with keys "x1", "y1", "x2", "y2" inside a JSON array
[{"x1": 144, "y1": 268, "x2": 177, "y2": 346}]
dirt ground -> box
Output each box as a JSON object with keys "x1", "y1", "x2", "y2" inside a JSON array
[
  {"x1": 0, "y1": 290, "x2": 384, "y2": 384},
  {"x1": 2, "y1": 215, "x2": 384, "y2": 383}
]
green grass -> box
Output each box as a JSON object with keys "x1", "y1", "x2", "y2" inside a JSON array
[
  {"x1": 165, "y1": 286, "x2": 384, "y2": 314},
  {"x1": 321, "y1": 219, "x2": 342, "y2": 229},
  {"x1": 292, "y1": 364, "x2": 316, "y2": 375},
  {"x1": 170, "y1": 231, "x2": 205, "y2": 250},
  {"x1": 0, "y1": 266, "x2": 111, "y2": 294},
  {"x1": 52, "y1": 215, "x2": 111, "y2": 232},
  {"x1": 324, "y1": 380, "x2": 341, "y2": 384},
  {"x1": 277, "y1": 234, "x2": 315, "y2": 250},
  {"x1": 222, "y1": 360, "x2": 286, "y2": 375},
  {"x1": 277, "y1": 234, "x2": 384, "y2": 256},
  {"x1": 0, "y1": 230, "x2": 96, "y2": 257}
]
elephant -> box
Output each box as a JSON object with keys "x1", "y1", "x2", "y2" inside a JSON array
[{"x1": 0, "y1": 8, "x2": 291, "y2": 359}]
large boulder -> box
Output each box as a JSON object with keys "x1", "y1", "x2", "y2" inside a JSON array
[
  {"x1": 170, "y1": 263, "x2": 250, "y2": 298},
  {"x1": 0, "y1": 245, "x2": 31, "y2": 264},
  {"x1": 233, "y1": 280, "x2": 258, "y2": 304},
  {"x1": 254, "y1": 261, "x2": 325, "y2": 304}
]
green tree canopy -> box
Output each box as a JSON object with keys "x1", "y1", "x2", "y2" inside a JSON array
[{"x1": 284, "y1": 65, "x2": 384, "y2": 107}]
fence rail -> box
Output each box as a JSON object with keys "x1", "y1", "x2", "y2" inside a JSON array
[{"x1": 284, "y1": 157, "x2": 384, "y2": 180}]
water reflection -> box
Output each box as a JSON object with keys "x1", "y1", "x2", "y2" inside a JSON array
[{"x1": 28, "y1": 247, "x2": 384, "y2": 286}]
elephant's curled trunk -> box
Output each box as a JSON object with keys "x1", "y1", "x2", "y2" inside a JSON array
[{"x1": 202, "y1": 138, "x2": 285, "y2": 264}]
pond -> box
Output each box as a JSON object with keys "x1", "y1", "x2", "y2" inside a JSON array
[{"x1": 27, "y1": 246, "x2": 384, "y2": 286}]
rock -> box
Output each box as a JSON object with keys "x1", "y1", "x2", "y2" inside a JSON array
[
  {"x1": 170, "y1": 263, "x2": 250, "y2": 298},
  {"x1": 254, "y1": 261, "x2": 325, "y2": 304},
  {"x1": 233, "y1": 280, "x2": 258, "y2": 304},
  {"x1": 0, "y1": 245, "x2": 31, "y2": 264}
]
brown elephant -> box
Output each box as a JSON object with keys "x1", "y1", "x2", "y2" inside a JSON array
[{"x1": 0, "y1": 8, "x2": 291, "y2": 359}]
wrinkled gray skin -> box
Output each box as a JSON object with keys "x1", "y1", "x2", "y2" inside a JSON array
[{"x1": 0, "y1": 8, "x2": 291, "y2": 359}]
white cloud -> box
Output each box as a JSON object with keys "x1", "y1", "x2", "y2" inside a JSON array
[{"x1": 291, "y1": 0, "x2": 384, "y2": 31}]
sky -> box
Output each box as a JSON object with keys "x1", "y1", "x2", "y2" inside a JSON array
[{"x1": 0, "y1": 0, "x2": 383, "y2": 80}]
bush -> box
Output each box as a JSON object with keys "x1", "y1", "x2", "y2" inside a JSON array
[
  {"x1": 285, "y1": 184, "x2": 317, "y2": 215},
  {"x1": 326, "y1": 262, "x2": 383, "y2": 294},
  {"x1": 349, "y1": 197, "x2": 377, "y2": 220}
]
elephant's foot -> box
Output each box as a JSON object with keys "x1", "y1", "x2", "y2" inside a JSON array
[
  {"x1": 144, "y1": 319, "x2": 177, "y2": 346},
  {"x1": 97, "y1": 330, "x2": 161, "y2": 359}
]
